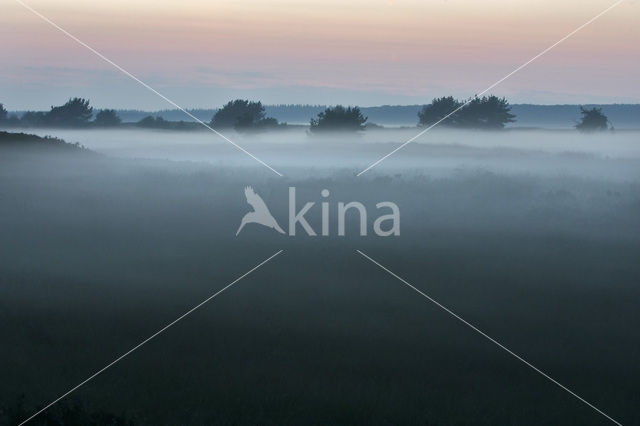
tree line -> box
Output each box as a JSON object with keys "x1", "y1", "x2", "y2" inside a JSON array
[
  {"x1": 0, "y1": 97, "x2": 611, "y2": 132},
  {"x1": 0, "y1": 98, "x2": 121, "y2": 128}
]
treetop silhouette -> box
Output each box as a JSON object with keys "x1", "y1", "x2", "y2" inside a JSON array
[
  {"x1": 309, "y1": 105, "x2": 367, "y2": 132},
  {"x1": 575, "y1": 107, "x2": 610, "y2": 132},
  {"x1": 210, "y1": 100, "x2": 281, "y2": 132},
  {"x1": 45, "y1": 97, "x2": 94, "y2": 127},
  {"x1": 418, "y1": 95, "x2": 515, "y2": 129},
  {"x1": 94, "y1": 109, "x2": 121, "y2": 127}
]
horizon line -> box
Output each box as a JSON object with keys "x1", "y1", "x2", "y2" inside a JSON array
[{"x1": 6, "y1": 101, "x2": 640, "y2": 113}]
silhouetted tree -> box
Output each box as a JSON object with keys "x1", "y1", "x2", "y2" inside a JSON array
[
  {"x1": 93, "y1": 109, "x2": 121, "y2": 127},
  {"x1": 309, "y1": 105, "x2": 367, "y2": 132},
  {"x1": 19, "y1": 111, "x2": 46, "y2": 127},
  {"x1": 418, "y1": 96, "x2": 463, "y2": 127},
  {"x1": 0, "y1": 104, "x2": 21, "y2": 127},
  {"x1": 210, "y1": 100, "x2": 280, "y2": 132},
  {"x1": 417, "y1": 95, "x2": 515, "y2": 129},
  {"x1": 575, "y1": 107, "x2": 609, "y2": 132},
  {"x1": 44, "y1": 97, "x2": 93, "y2": 127},
  {"x1": 249, "y1": 116, "x2": 280, "y2": 130},
  {"x1": 457, "y1": 95, "x2": 516, "y2": 129}
]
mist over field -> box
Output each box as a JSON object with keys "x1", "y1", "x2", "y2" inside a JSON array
[
  {"x1": 1, "y1": 129, "x2": 639, "y2": 425},
  {"x1": 15, "y1": 127, "x2": 640, "y2": 179},
  {"x1": 4, "y1": 0, "x2": 640, "y2": 422}
]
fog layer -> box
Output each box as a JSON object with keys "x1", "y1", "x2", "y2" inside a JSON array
[
  {"x1": 15, "y1": 127, "x2": 640, "y2": 181},
  {"x1": 1, "y1": 130, "x2": 639, "y2": 425}
]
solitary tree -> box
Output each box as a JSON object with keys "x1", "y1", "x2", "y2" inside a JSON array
[
  {"x1": 418, "y1": 96, "x2": 463, "y2": 127},
  {"x1": 309, "y1": 105, "x2": 367, "y2": 133},
  {"x1": 575, "y1": 107, "x2": 609, "y2": 132},
  {"x1": 93, "y1": 109, "x2": 121, "y2": 127},
  {"x1": 210, "y1": 100, "x2": 280, "y2": 132},
  {"x1": 44, "y1": 97, "x2": 93, "y2": 127},
  {"x1": 0, "y1": 103, "x2": 7, "y2": 122},
  {"x1": 417, "y1": 95, "x2": 515, "y2": 129}
]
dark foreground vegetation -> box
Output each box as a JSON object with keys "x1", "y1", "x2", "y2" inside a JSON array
[
  {"x1": 1, "y1": 132, "x2": 639, "y2": 425},
  {"x1": 0, "y1": 131, "x2": 92, "y2": 153},
  {"x1": 2, "y1": 396, "x2": 134, "y2": 426}
]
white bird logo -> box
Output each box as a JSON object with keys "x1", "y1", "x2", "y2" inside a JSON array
[{"x1": 236, "y1": 186, "x2": 285, "y2": 236}]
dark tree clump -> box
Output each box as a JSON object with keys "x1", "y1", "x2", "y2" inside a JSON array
[
  {"x1": 418, "y1": 95, "x2": 515, "y2": 129},
  {"x1": 0, "y1": 104, "x2": 21, "y2": 127},
  {"x1": 309, "y1": 105, "x2": 367, "y2": 133},
  {"x1": 458, "y1": 95, "x2": 516, "y2": 129},
  {"x1": 210, "y1": 100, "x2": 281, "y2": 132},
  {"x1": 93, "y1": 109, "x2": 121, "y2": 127},
  {"x1": 44, "y1": 97, "x2": 94, "y2": 127},
  {"x1": 136, "y1": 115, "x2": 170, "y2": 129},
  {"x1": 575, "y1": 107, "x2": 610, "y2": 132},
  {"x1": 19, "y1": 111, "x2": 47, "y2": 127},
  {"x1": 418, "y1": 96, "x2": 463, "y2": 127},
  {"x1": 136, "y1": 116, "x2": 192, "y2": 130}
]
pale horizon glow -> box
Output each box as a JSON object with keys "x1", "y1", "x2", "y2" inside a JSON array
[{"x1": 1, "y1": 0, "x2": 639, "y2": 109}]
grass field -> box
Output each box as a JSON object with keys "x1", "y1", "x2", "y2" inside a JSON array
[{"x1": 1, "y1": 132, "x2": 639, "y2": 425}]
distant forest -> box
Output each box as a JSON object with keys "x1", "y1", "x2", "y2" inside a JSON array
[{"x1": 86, "y1": 104, "x2": 639, "y2": 128}]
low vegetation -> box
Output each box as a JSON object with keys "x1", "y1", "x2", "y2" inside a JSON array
[
  {"x1": 210, "y1": 99, "x2": 282, "y2": 132},
  {"x1": 0, "y1": 130, "x2": 92, "y2": 153},
  {"x1": 309, "y1": 105, "x2": 368, "y2": 133},
  {"x1": 0, "y1": 132, "x2": 638, "y2": 424},
  {"x1": 1, "y1": 395, "x2": 135, "y2": 426},
  {"x1": 576, "y1": 107, "x2": 611, "y2": 132},
  {"x1": 135, "y1": 116, "x2": 194, "y2": 130},
  {"x1": 418, "y1": 95, "x2": 516, "y2": 129}
]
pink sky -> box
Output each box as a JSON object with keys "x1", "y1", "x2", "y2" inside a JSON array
[{"x1": 1, "y1": 0, "x2": 639, "y2": 109}]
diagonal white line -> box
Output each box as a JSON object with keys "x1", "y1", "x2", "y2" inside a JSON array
[
  {"x1": 356, "y1": 249, "x2": 624, "y2": 426},
  {"x1": 357, "y1": 0, "x2": 626, "y2": 176},
  {"x1": 13, "y1": 0, "x2": 283, "y2": 177},
  {"x1": 18, "y1": 249, "x2": 284, "y2": 425}
]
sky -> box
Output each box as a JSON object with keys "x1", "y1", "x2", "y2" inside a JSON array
[{"x1": 1, "y1": 0, "x2": 639, "y2": 110}]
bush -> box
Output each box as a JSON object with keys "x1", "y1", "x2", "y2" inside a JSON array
[
  {"x1": 93, "y1": 109, "x2": 121, "y2": 127},
  {"x1": 210, "y1": 100, "x2": 281, "y2": 132},
  {"x1": 418, "y1": 96, "x2": 463, "y2": 127},
  {"x1": 575, "y1": 107, "x2": 609, "y2": 132},
  {"x1": 44, "y1": 97, "x2": 94, "y2": 127},
  {"x1": 309, "y1": 105, "x2": 367, "y2": 133},
  {"x1": 418, "y1": 95, "x2": 515, "y2": 129}
]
